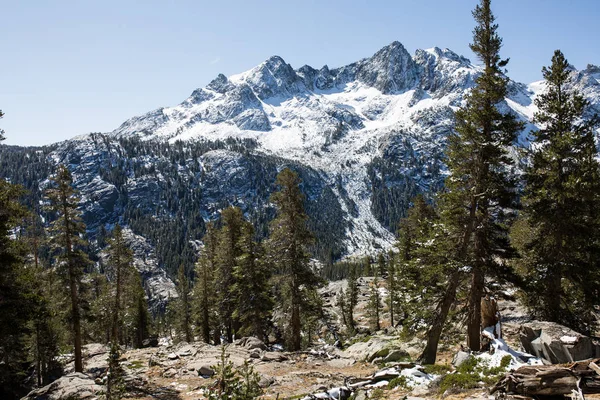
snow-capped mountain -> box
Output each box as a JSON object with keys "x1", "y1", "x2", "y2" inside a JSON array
[
  {"x1": 3, "y1": 41, "x2": 600, "y2": 292},
  {"x1": 104, "y1": 42, "x2": 485, "y2": 256}
]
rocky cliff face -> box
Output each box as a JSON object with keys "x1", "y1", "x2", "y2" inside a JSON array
[{"x1": 2, "y1": 42, "x2": 600, "y2": 306}]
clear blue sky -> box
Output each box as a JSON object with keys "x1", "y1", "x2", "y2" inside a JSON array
[{"x1": 1, "y1": 0, "x2": 599, "y2": 146}]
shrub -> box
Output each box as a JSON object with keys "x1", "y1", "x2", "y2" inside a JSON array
[
  {"x1": 206, "y1": 346, "x2": 262, "y2": 400},
  {"x1": 388, "y1": 376, "x2": 409, "y2": 389}
]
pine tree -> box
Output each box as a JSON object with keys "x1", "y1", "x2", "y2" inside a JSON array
[
  {"x1": 395, "y1": 197, "x2": 457, "y2": 362},
  {"x1": 232, "y1": 221, "x2": 273, "y2": 341},
  {"x1": 396, "y1": 195, "x2": 435, "y2": 263},
  {"x1": 516, "y1": 50, "x2": 600, "y2": 332},
  {"x1": 344, "y1": 265, "x2": 358, "y2": 334},
  {"x1": 386, "y1": 251, "x2": 398, "y2": 328},
  {"x1": 302, "y1": 287, "x2": 324, "y2": 347},
  {"x1": 336, "y1": 290, "x2": 348, "y2": 329},
  {"x1": 422, "y1": 0, "x2": 523, "y2": 358},
  {"x1": 268, "y1": 168, "x2": 320, "y2": 350},
  {"x1": 0, "y1": 178, "x2": 34, "y2": 397},
  {"x1": 377, "y1": 253, "x2": 386, "y2": 277},
  {"x1": 46, "y1": 165, "x2": 91, "y2": 372},
  {"x1": 28, "y1": 263, "x2": 63, "y2": 387},
  {"x1": 106, "y1": 224, "x2": 135, "y2": 343},
  {"x1": 89, "y1": 273, "x2": 113, "y2": 344},
  {"x1": 208, "y1": 346, "x2": 262, "y2": 400},
  {"x1": 174, "y1": 264, "x2": 193, "y2": 343},
  {"x1": 106, "y1": 342, "x2": 125, "y2": 400},
  {"x1": 368, "y1": 269, "x2": 382, "y2": 332},
  {"x1": 215, "y1": 206, "x2": 245, "y2": 342},
  {"x1": 363, "y1": 255, "x2": 372, "y2": 276},
  {"x1": 126, "y1": 271, "x2": 150, "y2": 348},
  {"x1": 193, "y1": 223, "x2": 218, "y2": 344}
]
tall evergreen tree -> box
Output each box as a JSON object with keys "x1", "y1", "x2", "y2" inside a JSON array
[
  {"x1": 46, "y1": 165, "x2": 91, "y2": 372},
  {"x1": 193, "y1": 223, "x2": 218, "y2": 344},
  {"x1": 268, "y1": 168, "x2": 320, "y2": 350},
  {"x1": 396, "y1": 197, "x2": 456, "y2": 362},
  {"x1": 336, "y1": 265, "x2": 358, "y2": 335},
  {"x1": 386, "y1": 251, "x2": 398, "y2": 328},
  {"x1": 422, "y1": 0, "x2": 522, "y2": 358},
  {"x1": 368, "y1": 269, "x2": 382, "y2": 332},
  {"x1": 336, "y1": 290, "x2": 348, "y2": 331},
  {"x1": 126, "y1": 271, "x2": 150, "y2": 348},
  {"x1": 174, "y1": 264, "x2": 193, "y2": 343},
  {"x1": 516, "y1": 50, "x2": 600, "y2": 332},
  {"x1": 106, "y1": 342, "x2": 125, "y2": 400},
  {"x1": 105, "y1": 224, "x2": 135, "y2": 343},
  {"x1": 396, "y1": 195, "x2": 435, "y2": 263},
  {"x1": 377, "y1": 253, "x2": 386, "y2": 277},
  {"x1": 0, "y1": 178, "x2": 33, "y2": 397},
  {"x1": 28, "y1": 262, "x2": 63, "y2": 388},
  {"x1": 345, "y1": 265, "x2": 358, "y2": 333},
  {"x1": 215, "y1": 206, "x2": 245, "y2": 342},
  {"x1": 232, "y1": 221, "x2": 273, "y2": 341}
]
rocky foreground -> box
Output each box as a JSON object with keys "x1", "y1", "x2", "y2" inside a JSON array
[
  {"x1": 21, "y1": 279, "x2": 600, "y2": 400},
  {"x1": 22, "y1": 319, "x2": 600, "y2": 400}
]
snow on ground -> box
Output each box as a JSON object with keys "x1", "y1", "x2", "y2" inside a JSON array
[{"x1": 478, "y1": 327, "x2": 544, "y2": 370}]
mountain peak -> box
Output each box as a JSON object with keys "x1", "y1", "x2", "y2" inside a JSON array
[
  {"x1": 206, "y1": 73, "x2": 232, "y2": 93},
  {"x1": 586, "y1": 64, "x2": 600, "y2": 73},
  {"x1": 238, "y1": 55, "x2": 300, "y2": 100},
  {"x1": 263, "y1": 55, "x2": 288, "y2": 67},
  {"x1": 357, "y1": 41, "x2": 418, "y2": 93}
]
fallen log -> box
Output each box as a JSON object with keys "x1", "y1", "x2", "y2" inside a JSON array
[{"x1": 492, "y1": 358, "x2": 600, "y2": 397}]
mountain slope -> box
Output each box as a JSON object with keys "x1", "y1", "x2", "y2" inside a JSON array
[{"x1": 2, "y1": 41, "x2": 600, "y2": 304}]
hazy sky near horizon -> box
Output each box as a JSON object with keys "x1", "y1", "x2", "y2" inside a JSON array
[{"x1": 1, "y1": 0, "x2": 599, "y2": 146}]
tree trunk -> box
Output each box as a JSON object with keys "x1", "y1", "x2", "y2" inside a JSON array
[
  {"x1": 467, "y1": 265, "x2": 484, "y2": 351},
  {"x1": 226, "y1": 320, "x2": 233, "y2": 344},
  {"x1": 202, "y1": 301, "x2": 210, "y2": 343},
  {"x1": 112, "y1": 257, "x2": 122, "y2": 344},
  {"x1": 202, "y1": 270, "x2": 210, "y2": 343},
  {"x1": 62, "y1": 188, "x2": 83, "y2": 373},
  {"x1": 36, "y1": 323, "x2": 41, "y2": 387},
  {"x1": 546, "y1": 269, "x2": 562, "y2": 322},
  {"x1": 420, "y1": 271, "x2": 460, "y2": 364},
  {"x1": 291, "y1": 303, "x2": 301, "y2": 351},
  {"x1": 70, "y1": 264, "x2": 83, "y2": 372},
  {"x1": 184, "y1": 295, "x2": 191, "y2": 343}
]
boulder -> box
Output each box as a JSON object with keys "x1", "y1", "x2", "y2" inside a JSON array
[
  {"x1": 198, "y1": 365, "x2": 215, "y2": 377},
  {"x1": 235, "y1": 337, "x2": 267, "y2": 350},
  {"x1": 519, "y1": 321, "x2": 600, "y2": 364},
  {"x1": 343, "y1": 337, "x2": 396, "y2": 362},
  {"x1": 451, "y1": 350, "x2": 472, "y2": 368},
  {"x1": 261, "y1": 352, "x2": 288, "y2": 362},
  {"x1": 185, "y1": 360, "x2": 215, "y2": 377},
  {"x1": 384, "y1": 349, "x2": 410, "y2": 363},
  {"x1": 21, "y1": 373, "x2": 103, "y2": 400},
  {"x1": 259, "y1": 375, "x2": 275, "y2": 388},
  {"x1": 176, "y1": 344, "x2": 196, "y2": 357},
  {"x1": 83, "y1": 343, "x2": 109, "y2": 357},
  {"x1": 62, "y1": 344, "x2": 109, "y2": 378},
  {"x1": 249, "y1": 348, "x2": 262, "y2": 359}
]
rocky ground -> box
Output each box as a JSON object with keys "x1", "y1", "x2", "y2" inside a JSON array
[{"x1": 22, "y1": 280, "x2": 600, "y2": 400}]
